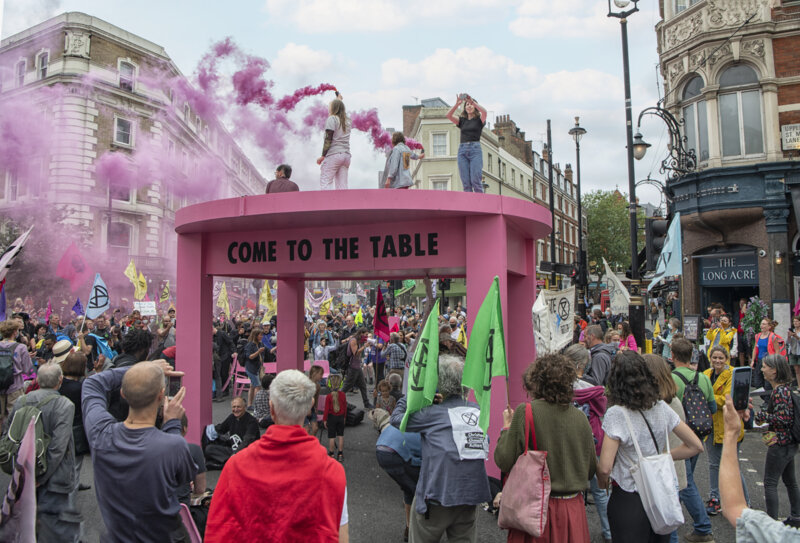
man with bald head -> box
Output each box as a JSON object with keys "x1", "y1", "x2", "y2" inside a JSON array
[{"x1": 82, "y1": 361, "x2": 197, "y2": 541}]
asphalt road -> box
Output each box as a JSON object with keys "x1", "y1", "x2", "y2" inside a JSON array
[{"x1": 0, "y1": 391, "x2": 791, "y2": 542}]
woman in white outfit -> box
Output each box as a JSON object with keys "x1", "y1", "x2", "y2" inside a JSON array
[{"x1": 317, "y1": 93, "x2": 351, "y2": 190}]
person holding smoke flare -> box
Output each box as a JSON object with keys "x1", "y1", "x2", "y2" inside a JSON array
[
  {"x1": 317, "y1": 92, "x2": 351, "y2": 190},
  {"x1": 446, "y1": 93, "x2": 487, "y2": 193},
  {"x1": 383, "y1": 132, "x2": 424, "y2": 189}
]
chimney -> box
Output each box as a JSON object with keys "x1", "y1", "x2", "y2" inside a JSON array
[{"x1": 564, "y1": 164, "x2": 573, "y2": 183}]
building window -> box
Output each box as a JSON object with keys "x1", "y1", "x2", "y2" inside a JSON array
[
  {"x1": 488, "y1": 153, "x2": 493, "y2": 173},
  {"x1": 5, "y1": 171, "x2": 19, "y2": 201},
  {"x1": 718, "y1": 65, "x2": 763, "y2": 158},
  {"x1": 430, "y1": 176, "x2": 450, "y2": 191},
  {"x1": 108, "y1": 222, "x2": 131, "y2": 249},
  {"x1": 511, "y1": 168, "x2": 516, "y2": 187},
  {"x1": 528, "y1": 179, "x2": 533, "y2": 194},
  {"x1": 119, "y1": 61, "x2": 135, "y2": 91},
  {"x1": 184, "y1": 104, "x2": 191, "y2": 123},
  {"x1": 681, "y1": 75, "x2": 709, "y2": 162},
  {"x1": 37, "y1": 52, "x2": 49, "y2": 79},
  {"x1": 15, "y1": 60, "x2": 25, "y2": 87},
  {"x1": 502, "y1": 163, "x2": 506, "y2": 180},
  {"x1": 114, "y1": 117, "x2": 133, "y2": 146},
  {"x1": 431, "y1": 133, "x2": 448, "y2": 156},
  {"x1": 675, "y1": 0, "x2": 701, "y2": 12}
]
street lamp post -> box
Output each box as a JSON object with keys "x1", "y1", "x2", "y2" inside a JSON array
[
  {"x1": 546, "y1": 120, "x2": 556, "y2": 288},
  {"x1": 608, "y1": 0, "x2": 645, "y2": 348},
  {"x1": 569, "y1": 117, "x2": 587, "y2": 317}
]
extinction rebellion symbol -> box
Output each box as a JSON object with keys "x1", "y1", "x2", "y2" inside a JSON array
[{"x1": 461, "y1": 411, "x2": 479, "y2": 426}]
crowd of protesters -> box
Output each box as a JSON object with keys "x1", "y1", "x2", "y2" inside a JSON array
[{"x1": 0, "y1": 291, "x2": 798, "y2": 542}]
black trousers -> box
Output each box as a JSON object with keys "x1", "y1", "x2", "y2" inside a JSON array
[
  {"x1": 607, "y1": 485, "x2": 669, "y2": 543},
  {"x1": 342, "y1": 366, "x2": 370, "y2": 407}
]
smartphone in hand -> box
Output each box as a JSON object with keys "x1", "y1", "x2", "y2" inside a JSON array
[
  {"x1": 731, "y1": 367, "x2": 752, "y2": 411},
  {"x1": 166, "y1": 375, "x2": 183, "y2": 397}
]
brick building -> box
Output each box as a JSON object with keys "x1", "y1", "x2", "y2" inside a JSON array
[
  {"x1": 402, "y1": 99, "x2": 585, "y2": 289},
  {"x1": 0, "y1": 12, "x2": 265, "y2": 300},
  {"x1": 657, "y1": 0, "x2": 800, "y2": 335}
]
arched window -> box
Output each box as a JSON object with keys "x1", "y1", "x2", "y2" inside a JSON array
[
  {"x1": 718, "y1": 64, "x2": 763, "y2": 157},
  {"x1": 681, "y1": 75, "x2": 709, "y2": 162}
]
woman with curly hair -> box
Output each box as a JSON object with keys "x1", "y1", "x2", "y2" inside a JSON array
[
  {"x1": 495, "y1": 354, "x2": 596, "y2": 542},
  {"x1": 616, "y1": 321, "x2": 638, "y2": 353},
  {"x1": 598, "y1": 351, "x2": 703, "y2": 543}
]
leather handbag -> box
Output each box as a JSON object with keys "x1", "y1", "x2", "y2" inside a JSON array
[{"x1": 498, "y1": 402, "x2": 551, "y2": 536}]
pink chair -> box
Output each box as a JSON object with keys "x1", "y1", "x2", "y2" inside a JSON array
[
  {"x1": 179, "y1": 503, "x2": 202, "y2": 543},
  {"x1": 304, "y1": 359, "x2": 331, "y2": 378},
  {"x1": 232, "y1": 355, "x2": 252, "y2": 398},
  {"x1": 220, "y1": 353, "x2": 238, "y2": 394}
]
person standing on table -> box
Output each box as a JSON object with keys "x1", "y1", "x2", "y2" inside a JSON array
[
  {"x1": 446, "y1": 93, "x2": 487, "y2": 193},
  {"x1": 384, "y1": 132, "x2": 424, "y2": 189},
  {"x1": 317, "y1": 92, "x2": 351, "y2": 190}
]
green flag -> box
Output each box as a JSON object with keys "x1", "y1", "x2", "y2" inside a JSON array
[
  {"x1": 462, "y1": 276, "x2": 508, "y2": 434},
  {"x1": 400, "y1": 299, "x2": 441, "y2": 432}
]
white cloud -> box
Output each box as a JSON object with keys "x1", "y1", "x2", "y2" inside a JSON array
[
  {"x1": 264, "y1": 0, "x2": 516, "y2": 33},
  {"x1": 271, "y1": 43, "x2": 334, "y2": 81},
  {"x1": 2, "y1": 0, "x2": 62, "y2": 37}
]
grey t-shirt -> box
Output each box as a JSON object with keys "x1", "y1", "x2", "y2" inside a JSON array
[
  {"x1": 602, "y1": 401, "x2": 680, "y2": 493},
  {"x1": 325, "y1": 115, "x2": 351, "y2": 155},
  {"x1": 737, "y1": 508, "x2": 800, "y2": 542}
]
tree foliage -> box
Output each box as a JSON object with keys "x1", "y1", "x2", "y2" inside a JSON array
[{"x1": 584, "y1": 190, "x2": 632, "y2": 271}]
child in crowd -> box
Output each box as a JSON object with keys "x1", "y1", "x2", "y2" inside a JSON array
[
  {"x1": 374, "y1": 379, "x2": 397, "y2": 414},
  {"x1": 253, "y1": 374, "x2": 274, "y2": 429},
  {"x1": 323, "y1": 374, "x2": 347, "y2": 461}
]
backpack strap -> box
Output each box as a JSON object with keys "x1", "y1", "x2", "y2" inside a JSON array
[
  {"x1": 691, "y1": 369, "x2": 700, "y2": 385},
  {"x1": 35, "y1": 393, "x2": 61, "y2": 410},
  {"x1": 672, "y1": 370, "x2": 690, "y2": 386}
]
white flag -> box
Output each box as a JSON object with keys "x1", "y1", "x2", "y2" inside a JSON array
[
  {"x1": 603, "y1": 258, "x2": 630, "y2": 316},
  {"x1": 648, "y1": 212, "x2": 683, "y2": 292},
  {"x1": 86, "y1": 273, "x2": 111, "y2": 319},
  {"x1": 532, "y1": 287, "x2": 575, "y2": 354},
  {"x1": 0, "y1": 225, "x2": 34, "y2": 283}
]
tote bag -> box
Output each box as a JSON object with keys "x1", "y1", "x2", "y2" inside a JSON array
[
  {"x1": 498, "y1": 403, "x2": 551, "y2": 537},
  {"x1": 621, "y1": 408, "x2": 684, "y2": 535}
]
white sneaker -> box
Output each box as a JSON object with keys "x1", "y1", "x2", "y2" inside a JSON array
[
  {"x1": 753, "y1": 422, "x2": 769, "y2": 429},
  {"x1": 751, "y1": 387, "x2": 765, "y2": 394}
]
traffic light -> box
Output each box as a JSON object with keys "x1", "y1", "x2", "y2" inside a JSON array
[
  {"x1": 437, "y1": 278, "x2": 451, "y2": 291},
  {"x1": 645, "y1": 218, "x2": 669, "y2": 271},
  {"x1": 569, "y1": 265, "x2": 578, "y2": 281}
]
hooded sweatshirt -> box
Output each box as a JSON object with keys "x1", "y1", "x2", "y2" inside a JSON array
[
  {"x1": 584, "y1": 342, "x2": 617, "y2": 386},
  {"x1": 573, "y1": 385, "x2": 608, "y2": 456}
]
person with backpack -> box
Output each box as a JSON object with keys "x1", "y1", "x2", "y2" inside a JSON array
[
  {"x1": 754, "y1": 354, "x2": 800, "y2": 526},
  {"x1": 752, "y1": 318, "x2": 786, "y2": 394},
  {"x1": 2, "y1": 362, "x2": 80, "y2": 541},
  {"x1": 670, "y1": 337, "x2": 716, "y2": 542},
  {"x1": 0, "y1": 319, "x2": 35, "y2": 427}
]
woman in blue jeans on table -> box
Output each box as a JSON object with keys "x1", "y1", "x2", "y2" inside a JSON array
[
  {"x1": 446, "y1": 93, "x2": 487, "y2": 192},
  {"x1": 243, "y1": 328, "x2": 265, "y2": 408}
]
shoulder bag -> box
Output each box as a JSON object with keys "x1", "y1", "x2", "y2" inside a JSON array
[
  {"x1": 621, "y1": 408, "x2": 684, "y2": 535},
  {"x1": 498, "y1": 402, "x2": 551, "y2": 537}
]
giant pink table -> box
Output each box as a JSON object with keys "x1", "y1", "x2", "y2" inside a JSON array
[{"x1": 175, "y1": 189, "x2": 552, "y2": 474}]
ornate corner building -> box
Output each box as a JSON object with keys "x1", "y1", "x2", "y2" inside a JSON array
[
  {"x1": 0, "y1": 12, "x2": 265, "y2": 296},
  {"x1": 657, "y1": 0, "x2": 800, "y2": 329}
]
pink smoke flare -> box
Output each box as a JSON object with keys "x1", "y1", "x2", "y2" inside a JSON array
[{"x1": 276, "y1": 83, "x2": 337, "y2": 112}]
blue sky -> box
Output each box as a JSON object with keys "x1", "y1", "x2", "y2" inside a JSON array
[{"x1": 3, "y1": 0, "x2": 670, "y2": 205}]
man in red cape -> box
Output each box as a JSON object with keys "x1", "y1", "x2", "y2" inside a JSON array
[{"x1": 205, "y1": 370, "x2": 348, "y2": 542}]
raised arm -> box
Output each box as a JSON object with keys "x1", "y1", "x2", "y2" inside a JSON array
[
  {"x1": 82, "y1": 367, "x2": 129, "y2": 446},
  {"x1": 446, "y1": 95, "x2": 464, "y2": 125},
  {"x1": 472, "y1": 99, "x2": 488, "y2": 124},
  {"x1": 721, "y1": 394, "x2": 748, "y2": 526}
]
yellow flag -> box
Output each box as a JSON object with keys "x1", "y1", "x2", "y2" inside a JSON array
[
  {"x1": 159, "y1": 280, "x2": 170, "y2": 303},
  {"x1": 355, "y1": 307, "x2": 363, "y2": 325},
  {"x1": 319, "y1": 297, "x2": 333, "y2": 316},
  {"x1": 457, "y1": 325, "x2": 468, "y2": 348},
  {"x1": 259, "y1": 280, "x2": 270, "y2": 308},
  {"x1": 216, "y1": 282, "x2": 230, "y2": 316},
  {"x1": 262, "y1": 281, "x2": 277, "y2": 322},
  {"x1": 124, "y1": 259, "x2": 137, "y2": 285},
  {"x1": 135, "y1": 271, "x2": 148, "y2": 300},
  {"x1": 653, "y1": 319, "x2": 661, "y2": 338}
]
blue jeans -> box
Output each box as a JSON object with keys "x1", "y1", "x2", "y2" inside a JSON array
[
  {"x1": 589, "y1": 474, "x2": 611, "y2": 539},
  {"x1": 678, "y1": 454, "x2": 712, "y2": 535},
  {"x1": 707, "y1": 439, "x2": 749, "y2": 504},
  {"x1": 457, "y1": 141, "x2": 483, "y2": 192}
]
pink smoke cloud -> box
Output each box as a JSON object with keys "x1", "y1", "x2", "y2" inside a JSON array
[{"x1": 276, "y1": 83, "x2": 337, "y2": 112}]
